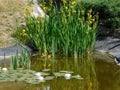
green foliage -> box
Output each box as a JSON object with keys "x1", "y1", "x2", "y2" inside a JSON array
[
  {"x1": 0, "y1": 69, "x2": 46, "y2": 84},
  {"x1": 11, "y1": 27, "x2": 29, "y2": 44},
  {"x1": 11, "y1": 49, "x2": 31, "y2": 70},
  {"x1": 24, "y1": 0, "x2": 98, "y2": 58},
  {"x1": 80, "y1": 0, "x2": 120, "y2": 29}
]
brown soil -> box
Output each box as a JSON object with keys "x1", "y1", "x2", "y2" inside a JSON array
[{"x1": 0, "y1": 0, "x2": 28, "y2": 48}]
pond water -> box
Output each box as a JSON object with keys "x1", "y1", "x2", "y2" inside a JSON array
[{"x1": 0, "y1": 55, "x2": 120, "y2": 90}]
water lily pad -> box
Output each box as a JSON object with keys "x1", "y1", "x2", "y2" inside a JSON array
[
  {"x1": 17, "y1": 68, "x2": 25, "y2": 70},
  {"x1": 17, "y1": 77, "x2": 26, "y2": 82},
  {"x1": 42, "y1": 69, "x2": 51, "y2": 72},
  {"x1": 75, "y1": 77, "x2": 84, "y2": 80},
  {"x1": 72, "y1": 75, "x2": 84, "y2": 80},
  {"x1": 37, "y1": 72, "x2": 50, "y2": 76},
  {"x1": 53, "y1": 72, "x2": 62, "y2": 77},
  {"x1": 59, "y1": 71, "x2": 68, "y2": 73},
  {"x1": 60, "y1": 73, "x2": 66, "y2": 76},
  {"x1": 26, "y1": 79, "x2": 42, "y2": 84},
  {"x1": 28, "y1": 70, "x2": 36, "y2": 74},
  {"x1": 72, "y1": 75, "x2": 81, "y2": 78},
  {"x1": 66, "y1": 71, "x2": 74, "y2": 74},
  {"x1": 0, "y1": 69, "x2": 52, "y2": 84},
  {"x1": 59, "y1": 71, "x2": 74, "y2": 74},
  {"x1": 45, "y1": 76, "x2": 54, "y2": 80},
  {"x1": 8, "y1": 79, "x2": 16, "y2": 82}
]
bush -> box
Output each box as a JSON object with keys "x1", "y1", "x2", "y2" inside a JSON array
[{"x1": 80, "y1": 0, "x2": 120, "y2": 29}]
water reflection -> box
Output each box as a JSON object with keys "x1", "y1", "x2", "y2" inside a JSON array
[
  {"x1": 0, "y1": 55, "x2": 120, "y2": 90},
  {"x1": 95, "y1": 60, "x2": 120, "y2": 90},
  {"x1": 30, "y1": 55, "x2": 98, "y2": 90}
]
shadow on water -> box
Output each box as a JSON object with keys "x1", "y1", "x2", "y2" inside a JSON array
[{"x1": 0, "y1": 55, "x2": 120, "y2": 90}]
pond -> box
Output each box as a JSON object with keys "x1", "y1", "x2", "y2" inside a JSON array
[{"x1": 0, "y1": 55, "x2": 120, "y2": 90}]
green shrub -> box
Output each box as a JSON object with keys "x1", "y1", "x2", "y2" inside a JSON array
[{"x1": 80, "y1": 0, "x2": 120, "y2": 29}]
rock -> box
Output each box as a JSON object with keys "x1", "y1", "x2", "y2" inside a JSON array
[
  {"x1": 95, "y1": 37, "x2": 120, "y2": 63},
  {"x1": 0, "y1": 44, "x2": 32, "y2": 61},
  {"x1": 114, "y1": 56, "x2": 120, "y2": 65}
]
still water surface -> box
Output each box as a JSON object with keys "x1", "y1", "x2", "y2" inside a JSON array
[{"x1": 0, "y1": 56, "x2": 120, "y2": 90}]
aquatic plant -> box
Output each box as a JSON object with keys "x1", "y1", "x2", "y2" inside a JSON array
[
  {"x1": 64, "y1": 73, "x2": 71, "y2": 79},
  {"x1": 24, "y1": 0, "x2": 98, "y2": 58},
  {"x1": 11, "y1": 49, "x2": 31, "y2": 70},
  {"x1": 0, "y1": 69, "x2": 46, "y2": 84},
  {"x1": 1, "y1": 67, "x2": 8, "y2": 72},
  {"x1": 0, "y1": 68, "x2": 83, "y2": 84}
]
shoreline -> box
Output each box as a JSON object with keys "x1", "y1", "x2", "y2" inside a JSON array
[{"x1": 0, "y1": 37, "x2": 120, "y2": 63}]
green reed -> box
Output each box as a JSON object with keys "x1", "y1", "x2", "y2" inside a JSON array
[
  {"x1": 25, "y1": 0, "x2": 98, "y2": 58},
  {"x1": 11, "y1": 49, "x2": 31, "y2": 70}
]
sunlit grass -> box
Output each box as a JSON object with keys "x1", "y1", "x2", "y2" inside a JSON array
[
  {"x1": 0, "y1": 0, "x2": 27, "y2": 12},
  {"x1": 0, "y1": 0, "x2": 29, "y2": 48}
]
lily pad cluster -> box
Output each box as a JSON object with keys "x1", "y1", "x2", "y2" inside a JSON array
[
  {"x1": 0, "y1": 68, "x2": 83, "y2": 84},
  {"x1": 54, "y1": 70, "x2": 84, "y2": 80},
  {"x1": 0, "y1": 68, "x2": 51, "y2": 84}
]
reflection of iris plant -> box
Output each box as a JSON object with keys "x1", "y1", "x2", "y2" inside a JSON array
[{"x1": 24, "y1": 0, "x2": 98, "y2": 58}]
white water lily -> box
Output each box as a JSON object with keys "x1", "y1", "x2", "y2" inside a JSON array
[
  {"x1": 64, "y1": 73, "x2": 71, "y2": 80},
  {"x1": 2, "y1": 68, "x2": 8, "y2": 71},
  {"x1": 35, "y1": 72, "x2": 42, "y2": 76},
  {"x1": 35, "y1": 72, "x2": 45, "y2": 81},
  {"x1": 37, "y1": 76, "x2": 44, "y2": 81}
]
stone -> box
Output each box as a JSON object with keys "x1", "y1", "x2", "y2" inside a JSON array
[
  {"x1": 0, "y1": 44, "x2": 32, "y2": 61},
  {"x1": 95, "y1": 37, "x2": 120, "y2": 63}
]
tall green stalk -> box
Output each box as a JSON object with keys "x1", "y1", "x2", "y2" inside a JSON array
[
  {"x1": 10, "y1": 49, "x2": 31, "y2": 70},
  {"x1": 24, "y1": 0, "x2": 98, "y2": 58}
]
